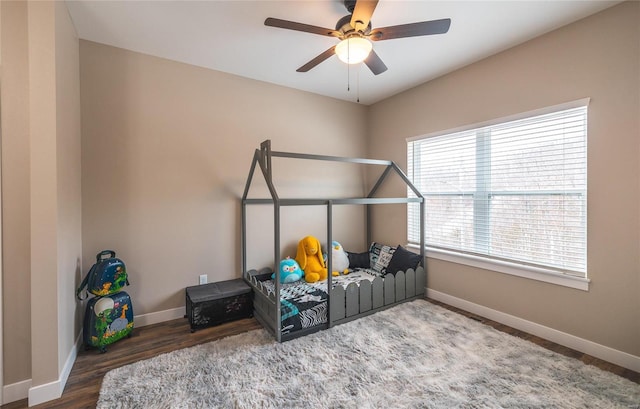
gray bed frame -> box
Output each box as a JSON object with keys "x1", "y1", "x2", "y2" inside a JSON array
[{"x1": 241, "y1": 140, "x2": 426, "y2": 342}]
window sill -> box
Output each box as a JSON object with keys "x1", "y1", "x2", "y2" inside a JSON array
[{"x1": 408, "y1": 245, "x2": 590, "y2": 291}]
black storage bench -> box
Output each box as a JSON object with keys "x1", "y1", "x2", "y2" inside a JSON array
[{"x1": 185, "y1": 278, "x2": 253, "y2": 332}]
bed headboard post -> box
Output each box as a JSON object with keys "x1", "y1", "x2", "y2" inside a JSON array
[
  {"x1": 260, "y1": 140, "x2": 273, "y2": 185},
  {"x1": 327, "y1": 201, "x2": 333, "y2": 325}
]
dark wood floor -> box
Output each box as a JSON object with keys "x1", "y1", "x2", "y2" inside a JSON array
[
  {"x1": 3, "y1": 299, "x2": 638, "y2": 408},
  {"x1": 2, "y1": 317, "x2": 263, "y2": 409}
]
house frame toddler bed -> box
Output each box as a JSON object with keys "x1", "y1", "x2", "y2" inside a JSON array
[{"x1": 241, "y1": 140, "x2": 425, "y2": 342}]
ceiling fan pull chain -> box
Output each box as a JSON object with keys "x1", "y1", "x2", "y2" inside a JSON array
[{"x1": 356, "y1": 64, "x2": 360, "y2": 103}]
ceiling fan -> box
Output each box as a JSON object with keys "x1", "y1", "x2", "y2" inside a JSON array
[{"x1": 264, "y1": 0, "x2": 451, "y2": 75}]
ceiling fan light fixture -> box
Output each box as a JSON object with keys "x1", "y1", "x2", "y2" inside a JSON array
[{"x1": 335, "y1": 37, "x2": 372, "y2": 64}]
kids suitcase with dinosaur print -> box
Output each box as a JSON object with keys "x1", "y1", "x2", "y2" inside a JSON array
[
  {"x1": 83, "y1": 291, "x2": 134, "y2": 353},
  {"x1": 76, "y1": 250, "x2": 129, "y2": 300}
]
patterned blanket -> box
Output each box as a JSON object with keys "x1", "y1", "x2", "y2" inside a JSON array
[{"x1": 261, "y1": 269, "x2": 379, "y2": 334}]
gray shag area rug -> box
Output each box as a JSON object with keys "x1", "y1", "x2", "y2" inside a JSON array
[{"x1": 98, "y1": 299, "x2": 640, "y2": 408}]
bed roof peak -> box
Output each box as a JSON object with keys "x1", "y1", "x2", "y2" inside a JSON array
[{"x1": 242, "y1": 139, "x2": 424, "y2": 202}]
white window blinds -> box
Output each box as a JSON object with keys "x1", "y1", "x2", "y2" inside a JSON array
[{"x1": 408, "y1": 104, "x2": 587, "y2": 276}]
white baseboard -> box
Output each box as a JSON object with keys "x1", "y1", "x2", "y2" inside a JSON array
[
  {"x1": 2, "y1": 379, "x2": 31, "y2": 405},
  {"x1": 26, "y1": 331, "x2": 83, "y2": 407},
  {"x1": 59, "y1": 332, "x2": 83, "y2": 396},
  {"x1": 427, "y1": 289, "x2": 640, "y2": 373},
  {"x1": 134, "y1": 306, "x2": 186, "y2": 328},
  {"x1": 28, "y1": 378, "x2": 61, "y2": 407}
]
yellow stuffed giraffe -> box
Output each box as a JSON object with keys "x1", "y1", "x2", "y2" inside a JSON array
[{"x1": 295, "y1": 236, "x2": 328, "y2": 283}]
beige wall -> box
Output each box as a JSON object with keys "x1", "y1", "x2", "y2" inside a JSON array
[
  {"x1": 368, "y1": 1, "x2": 640, "y2": 356},
  {"x1": 54, "y1": 0, "x2": 82, "y2": 376},
  {"x1": 80, "y1": 41, "x2": 369, "y2": 316},
  {"x1": 1, "y1": 0, "x2": 82, "y2": 397},
  {"x1": 29, "y1": 0, "x2": 61, "y2": 385},
  {"x1": 1, "y1": 0, "x2": 32, "y2": 385}
]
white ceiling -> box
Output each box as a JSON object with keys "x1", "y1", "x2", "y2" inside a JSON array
[{"x1": 66, "y1": 0, "x2": 620, "y2": 105}]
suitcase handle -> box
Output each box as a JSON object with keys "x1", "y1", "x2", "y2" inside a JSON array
[{"x1": 96, "y1": 250, "x2": 116, "y2": 262}]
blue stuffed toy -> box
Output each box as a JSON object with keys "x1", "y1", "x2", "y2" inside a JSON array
[{"x1": 272, "y1": 257, "x2": 304, "y2": 284}]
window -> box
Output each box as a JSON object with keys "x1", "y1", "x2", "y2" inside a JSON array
[{"x1": 408, "y1": 101, "x2": 588, "y2": 284}]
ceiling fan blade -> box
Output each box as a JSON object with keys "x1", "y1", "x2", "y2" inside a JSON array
[
  {"x1": 265, "y1": 17, "x2": 341, "y2": 37},
  {"x1": 369, "y1": 18, "x2": 451, "y2": 41},
  {"x1": 364, "y1": 50, "x2": 387, "y2": 75},
  {"x1": 350, "y1": 0, "x2": 379, "y2": 31},
  {"x1": 297, "y1": 46, "x2": 337, "y2": 72}
]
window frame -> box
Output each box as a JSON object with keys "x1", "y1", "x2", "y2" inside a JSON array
[{"x1": 407, "y1": 98, "x2": 590, "y2": 291}]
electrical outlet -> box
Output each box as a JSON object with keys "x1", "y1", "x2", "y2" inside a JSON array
[{"x1": 199, "y1": 274, "x2": 208, "y2": 285}]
